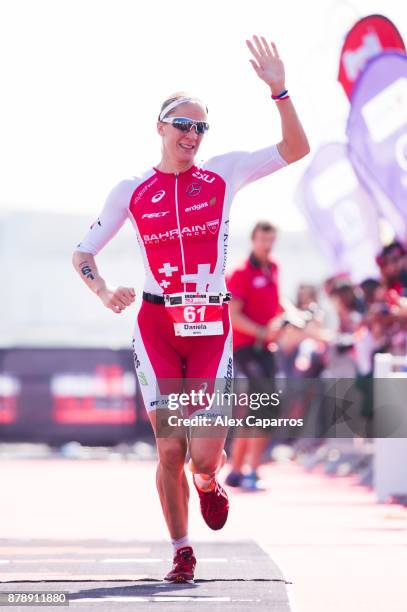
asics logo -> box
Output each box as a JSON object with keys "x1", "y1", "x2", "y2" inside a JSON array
[{"x1": 151, "y1": 190, "x2": 166, "y2": 203}]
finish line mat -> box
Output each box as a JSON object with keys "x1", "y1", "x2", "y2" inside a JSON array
[{"x1": 0, "y1": 539, "x2": 292, "y2": 611}]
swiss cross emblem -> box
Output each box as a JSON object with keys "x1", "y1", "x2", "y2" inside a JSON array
[
  {"x1": 159, "y1": 262, "x2": 179, "y2": 277},
  {"x1": 181, "y1": 263, "x2": 215, "y2": 292}
]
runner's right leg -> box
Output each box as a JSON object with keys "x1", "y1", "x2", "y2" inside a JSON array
[
  {"x1": 132, "y1": 301, "x2": 193, "y2": 579},
  {"x1": 148, "y1": 413, "x2": 196, "y2": 582},
  {"x1": 148, "y1": 411, "x2": 189, "y2": 540}
]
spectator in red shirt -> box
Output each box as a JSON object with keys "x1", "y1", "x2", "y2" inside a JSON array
[
  {"x1": 376, "y1": 241, "x2": 407, "y2": 303},
  {"x1": 225, "y1": 221, "x2": 284, "y2": 491}
]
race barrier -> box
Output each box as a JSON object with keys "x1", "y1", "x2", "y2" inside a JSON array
[{"x1": 374, "y1": 353, "x2": 407, "y2": 502}]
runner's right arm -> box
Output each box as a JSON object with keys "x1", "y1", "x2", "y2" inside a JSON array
[
  {"x1": 72, "y1": 251, "x2": 135, "y2": 313},
  {"x1": 72, "y1": 179, "x2": 137, "y2": 313}
]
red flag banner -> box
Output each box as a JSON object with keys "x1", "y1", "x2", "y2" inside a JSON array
[{"x1": 338, "y1": 14, "x2": 405, "y2": 100}]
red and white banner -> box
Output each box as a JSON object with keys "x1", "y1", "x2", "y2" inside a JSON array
[{"x1": 338, "y1": 14, "x2": 405, "y2": 100}]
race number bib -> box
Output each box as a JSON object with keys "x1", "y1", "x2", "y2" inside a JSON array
[{"x1": 164, "y1": 293, "x2": 225, "y2": 337}]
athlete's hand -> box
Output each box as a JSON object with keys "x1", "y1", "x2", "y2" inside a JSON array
[
  {"x1": 246, "y1": 35, "x2": 285, "y2": 94},
  {"x1": 98, "y1": 286, "x2": 135, "y2": 314}
]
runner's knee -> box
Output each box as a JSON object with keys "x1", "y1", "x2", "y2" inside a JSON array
[
  {"x1": 158, "y1": 441, "x2": 187, "y2": 472},
  {"x1": 190, "y1": 455, "x2": 219, "y2": 476}
]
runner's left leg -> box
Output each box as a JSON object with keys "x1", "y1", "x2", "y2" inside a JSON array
[
  {"x1": 189, "y1": 442, "x2": 227, "y2": 480},
  {"x1": 185, "y1": 303, "x2": 231, "y2": 484},
  {"x1": 190, "y1": 437, "x2": 230, "y2": 531},
  {"x1": 185, "y1": 305, "x2": 232, "y2": 529}
]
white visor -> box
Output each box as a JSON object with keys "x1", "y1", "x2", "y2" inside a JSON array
[{"x1": 159, "y1": 97, "x2": 206, "y2": 121}]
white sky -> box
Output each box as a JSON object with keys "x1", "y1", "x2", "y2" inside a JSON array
[{"x1": 1, "y1": 0, "x2": 406, "y2": 231}]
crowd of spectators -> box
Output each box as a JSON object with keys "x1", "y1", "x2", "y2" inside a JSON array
[
  {"x1": 271, "y1": 240, "x2": 407, "y2": 435},
  {"x1": 277, "y1": 240, "x2": 407, "y2": 377},
  {"x1": 224, "y1": 228, "x2": 407, "y2": 490}
]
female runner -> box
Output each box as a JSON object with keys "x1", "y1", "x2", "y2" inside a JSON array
[{"x1": 73, "y1": 35, "x2": 309, "y2": 583}]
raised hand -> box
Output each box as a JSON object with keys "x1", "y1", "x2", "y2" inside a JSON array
[{"x1": 246, "y1": 35, "x2": 285, "y2": 94}]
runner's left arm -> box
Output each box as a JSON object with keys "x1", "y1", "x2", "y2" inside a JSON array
[
  {"x1": 246, "y1": 35, "x2": 310, "y2": 164},
  {"x1": 203, "y1": 36, "x2": 309, "y2": 192}
]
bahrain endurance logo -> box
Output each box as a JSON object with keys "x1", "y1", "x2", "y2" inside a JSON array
[{"x1": 206, "y1": 219, "x2": 220, "y2": 234}]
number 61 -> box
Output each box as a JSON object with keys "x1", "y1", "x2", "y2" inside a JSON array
[{"x1": 184, "y1": 306, "x2": 206, "y2": 322}]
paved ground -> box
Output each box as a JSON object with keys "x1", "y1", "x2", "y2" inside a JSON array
[
  {"x1": 0, "y1": 456, "x2": 406, "y2": 611},
  {"x1": 0, "y1": 540, "x2": 291, "y2": 611}
]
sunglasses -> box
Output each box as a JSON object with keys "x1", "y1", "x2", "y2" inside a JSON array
[{"x1": 161, "y1": 116, "x2": 209, "y2": 134}]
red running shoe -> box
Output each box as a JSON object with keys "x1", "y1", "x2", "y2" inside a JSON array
[
  {"x1": 164, "y1": 546, "x2": 196, "y2": 583},
  {"x1": 193, "y1": 476, "x2": 229, "y2": 530}
]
